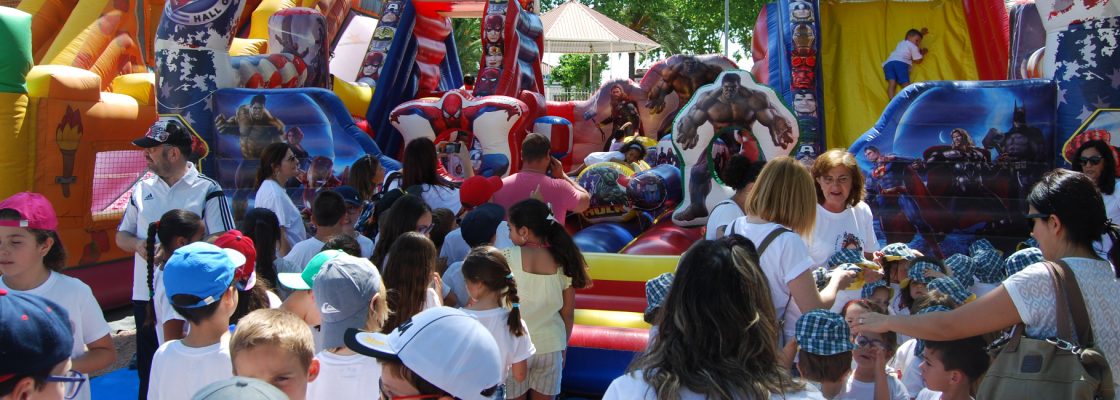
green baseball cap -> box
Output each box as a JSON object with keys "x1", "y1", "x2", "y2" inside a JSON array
[{"x1": 278, "y1": 250, "x2": 343, "y2": 290}]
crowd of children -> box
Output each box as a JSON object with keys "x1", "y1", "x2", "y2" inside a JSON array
[{"x1": 3, "y1": 126, "x2": 1119, "y2": 400}]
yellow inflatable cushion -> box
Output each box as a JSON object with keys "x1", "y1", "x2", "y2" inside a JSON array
[
  {"x1": 230, "y1": 38, "x2": 268, "y2": 56},
  {"x1": 26, "y1": 65, "x2": 100, "y2": 101},
  {"x1": 110, "y1": 73, "x2": 154, "y2": 105},
  {"x1": 574, "y1": 309, "x2": 650, "y2": 329},
  {"x1": 584, "y1": 253, "x2": 679, "y2": 282},
  {"x1": 333, "y1": 76, "x2": 372, "y2": 117}
]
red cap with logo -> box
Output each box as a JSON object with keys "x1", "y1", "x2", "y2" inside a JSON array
[
  {"x1": 0, "y1": 192, "x2": 58, "y2": 231},
  {"x1": 213, "y1": 230, "x2": 258, "y2": 290},
  {"x1": 460, "y1": 176, "x2": 504, "y2": 208}
]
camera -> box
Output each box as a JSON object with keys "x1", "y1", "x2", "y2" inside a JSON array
[{"x1": 444, "y1": 142, "x2": 461, "y2": 154}]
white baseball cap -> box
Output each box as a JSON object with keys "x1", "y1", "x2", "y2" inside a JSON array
[{"x1": 344, "y1": 307, "x2": 502, "y2": 400}]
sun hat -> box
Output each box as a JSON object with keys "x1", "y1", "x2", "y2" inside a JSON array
[{"x1": 795, "y1": 310, "x2": 857, "y2": 356}]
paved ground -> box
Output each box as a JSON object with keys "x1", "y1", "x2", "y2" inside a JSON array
[{"x1": 94, "y1": 307, "x2": 136, "y2": 378}]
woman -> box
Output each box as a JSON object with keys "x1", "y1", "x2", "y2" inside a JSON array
[
  {"x1": 240, "y1": 207, "x2": 299, "y2": 300},
  {"x1": 851, "y1": 169, "x2": 1120, "y2": 385},
  {"x1": 370, "y1": 194, "x2": 433, "y2": 268},
  {"x1": 603, "y1": 237, "x2": 822, "y2": 399},
  {"x1": 1072, "y1": 140, "x2": 1120, "y2": 256},
  {"x1": 706, "y1": 155, "x2": 762, "y2": 240},
  {"x1": 253, "y1": 143, "x2": 305, "y2": 256},
  {"x1": 385, "y1": 138, "x2": 470, "y2": 214},
  {"x1": 349, "y1": 154, "x2": 386, "y2": 237},
  {"x1": 724, "y1": 156, "x2": 856, "y2": 345}
]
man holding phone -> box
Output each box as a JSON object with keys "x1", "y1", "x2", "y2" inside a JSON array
[{"x1": 492, "y1": 133, "x2": 591, "y2": 227}]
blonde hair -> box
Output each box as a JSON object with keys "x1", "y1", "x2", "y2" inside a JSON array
[
  {"x1": 744, "y1": 156, "x2": 816, "y2": 236},
  {"x1": 811, "y1": 149, "x2": 865, "y2": 208},
  {"x1": 231, "y1": 309, "x2": 315, "y2": 371}
]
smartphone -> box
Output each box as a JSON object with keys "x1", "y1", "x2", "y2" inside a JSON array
[{"x1": 444, "y1": 142, "x2": 461, "y2": 154}]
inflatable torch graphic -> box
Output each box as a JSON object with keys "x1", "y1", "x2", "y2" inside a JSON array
[{"x1": 55, "y1": 107, "x2": 83, "y2": 198}]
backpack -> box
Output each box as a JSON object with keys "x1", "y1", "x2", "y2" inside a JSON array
[{"x1": 977, "y1": 260, "x2": 1115, "y2": 400}]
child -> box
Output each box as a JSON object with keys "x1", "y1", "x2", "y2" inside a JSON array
[
  {"x1": 149, "y1": 242, "x2": 244, "y2": 400},
  {"x1": 213, "y1": 230, "x2": 279, "y2": 324},
  {"x1": 878, "y1": 242, "x2": 920, "y2": 317},
  {"x1": 332, "y1": 185, "x2": 375, "y2": 258},
  {"x1": 892, "y1": 295, "x2": 956, "y2": 397},
  {"x1": 381, "y1": 232, "x2": 443, "y2": 332},
  {"x1": 444, "y1": 203, "x2": 506, "y2": 307},
  {"x1": 903, "y1": 258, "x2": 947, "y2": 313},
  {"x1": 643, "y1": 272, "x2": 673, "y2": 326},
  {"x1": 506, "y1": 199, "x2": 593, "y2": 400},
  {"x1": 278, "y1": 249, "x2": 343, "y2": 351},
  {"x1": 0, "y1": 192, "x2": 115, "y2": 400},
  {"x1": 321, "y1": 234, "x2": 362, "y2": 257},
  {"x1": 967, "y1": 239, "x2": 1004, "y2": 297},
  {"x1": 305, "y1": 253, "x2": 387, "y2": 399},
  {"x1": 838, "y1": 300, "x2": 910, "y2": 400},
  {"x1": 283, "y1": 190, "x2": 348, "y2": 272},
  {"x1": 147, "y1": 209, "x2": 205, "y2": 345},
  {"x1": 0, "y1": 290, "x2": 80, "y2": 400},
  {"x1": 192, "y1": 377, "x2": 288, "y2": 400},
  {"x1": 795, "y1": 310, "x2": 856, "y2": 399},
  {"x1": 916, "y1": 336, "x2": 990, "y2": 400},
  {"x1": 231, "y1": 308, "x2": 320, "y2": 400},
  {"x1": 461, "y1": 246, "x2": 536, "y2": 397},
  {"x1": 861, "y1": 280, "x2": 891, "y2": 312},
  {"x1": 344, "y1": 307, "x2": 504, "y2": 399},
  {"x1": 241, "y1": 208, "x2": 297, "y2": 299},
  {"x1": 883, "y1": 28, "x2": 928, "y2": 98}
]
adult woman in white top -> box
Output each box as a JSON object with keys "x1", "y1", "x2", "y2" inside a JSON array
[
  {"x1": 603, "y1": 236, "x2": 823, "y2": 399},
  {"x1": 1072, "y1": 140, "x2": 1120, "y2": 256},
  {"x1": 386, "y1": 138, "x2": 470, "y2": 215},
  {"x1": 725, "y1": 156, "x2": 856, "y2": 345},
  {"x1": 253, "y1": 143, "x2": 305, "y2": 256},
  {"x1": 851, "y1": 169, "x2": 1120, "y2": 386},
  {"x1": 705, "y1": 155, "x2": 762, "y2": 240}
]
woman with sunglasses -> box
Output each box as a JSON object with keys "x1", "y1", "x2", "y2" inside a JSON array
[
  {"x1": 604, "y1": 236, "x2": 820, "y2": 399},
  {"x1": 254, "y1": 143, "x2": 306, "y2": 256},
  {"x1": 1072, "y1": 140, "x2": 1120, "y2": 256},
  {"x1": 371, "y1": 194, "x2": 433, "y2": 268},
  {"x1": 850, "y1": 169, "x2": 1120, "y2": 387}
]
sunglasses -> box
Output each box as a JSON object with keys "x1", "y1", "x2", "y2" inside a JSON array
[
  {"x1": 1025, "y1": 213, "x2": 1051, "y2": 226},
  {"x1": 45, "y1": 370, "x2": 86, "y2": 400},
  {"x1": 1080, "y1": 156, "x2": 1103, "y2": 166}
]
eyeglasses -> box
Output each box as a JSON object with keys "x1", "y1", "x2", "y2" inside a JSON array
[
  {"x1": 817, "y1": 175, "x2": 851, "y2": 185},
  {"x1": 1025, "y1": 213, "x2": 1050, "y2": 226},
  {"x1": 1080, "y1": 156, "x2": 1103, "y2": 166},
  {"x1": 45, "y1": 370, "x2": 86, "y2": 400},
  {"x1": 854, "y1": 335, "x2": 886, "y2": 349}
]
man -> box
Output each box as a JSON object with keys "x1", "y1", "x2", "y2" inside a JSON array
[
  {"x1": 115, "y1": 116, "x2": 234, "y2": 399},
  {"x1": 492, "y1": 133, "x2": 590, "y2": 227},
  {"x1": 673, "y1": 73, "x2": 795, "y2": 221},
  {"x1": 863, "y1": 145, "x2": 944, "y2": 258}
]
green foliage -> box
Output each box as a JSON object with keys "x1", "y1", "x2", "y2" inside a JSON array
[
  {"x1": 548, "y1": 54, "x2": 609, "y2": 90},
  {"x1": 453, "y1": 18, "x2": 482, "y2": 77}
]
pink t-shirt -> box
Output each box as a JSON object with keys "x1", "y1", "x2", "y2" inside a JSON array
[{"x1": 493, "y1": 171, "x2": 582, "y2": 227}]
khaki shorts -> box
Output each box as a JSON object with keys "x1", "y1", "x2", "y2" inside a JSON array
[{"x1": 504, "y1": 351, "x2": 563, "y2": 397}]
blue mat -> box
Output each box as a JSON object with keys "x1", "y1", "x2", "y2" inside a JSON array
[{"x1": 91, "y1": 369, "x2": 139, "y2": 400}]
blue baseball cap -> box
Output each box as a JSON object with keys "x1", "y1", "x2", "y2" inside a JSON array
[
  {"x1": 795, "y1": 310, "x2": 856, "y2": 356},
  {"x1": 334, "y1": 186, "x2": 362, "y2": 206},
  {"x1": 0, "y1": 290, "x2": 73, "y2": 380},
  {"x1": 164, "y1": 242, "x2": 245, "y2": 308}
]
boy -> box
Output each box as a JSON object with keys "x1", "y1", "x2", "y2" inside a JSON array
[
  {"x1": 344, "y1": 307, "x2": 503, "y2": 400},
  {"x1": 443, "y1": 177, "x2": 511, "y2": 265},
  {"x1": 305, "y1": 254, "x2": 387, "y2": 398},
  {"x1": 0, "y1": 290, "x2": 81, "y2": 400},
  {"x1": 283, "y1": 191, "x2": 347, "y2": 271},
  {"x1": 149, "y1": 242, "x2": 244, "y2": 400},
  {"x1": 278, "y1": 249, "x2": 344, "y2": 351},
  {"x1": 231, "y1": 309, "x2": 320, "y2": 400},
  {"x1": 883, "y1": 28, "x2": 928, "y2": 99},
  {"x1": 795, "y1": 310, "x2": 857, "y2": 399},
  {"x1": 916, "y1": 336, "x2": 990, "y2": 400}
]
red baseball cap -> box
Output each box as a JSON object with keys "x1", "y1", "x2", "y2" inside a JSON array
[
  {"x1": 213, "y1": 230, "x2": 257, "y2": 290},
  {"x1": 0, "y1": 192, "x2": 58, "y2": 231},
  {"x1": 460, "y1": 176, "x2": 504, "y2": 208}
]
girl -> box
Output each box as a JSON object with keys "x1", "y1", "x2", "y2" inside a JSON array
[
  {"x1": 705, "y1": 155, "x2": 762, "y2": 240},
  {"x1": 240, "y1": 208, "x2": 299, "y2": 300},
  {"x1": 461, "y1": 246, "x2": 536, "y2": 398},
  {"x1": 839, "y1": 300, "x2": 909, "y2": 400},
  {"x1": 0, "y1": 192, "x2": 116, "y2": 400},
  {"x1": 253, "y1": 142, "x2": 306, "y2": 256},
  {"x1": 146, "y1": 209, "x2": 205, "y2": 345},
  {"x1": 349, "y1": 154, "x2": 386, "y2": 238},
  {"x1": 506, "y1": 199, "x2": 592, "y2": 400},
  {"x1": 724, "y1": 156, "x2": 856, "y2": 346},
  {"x1": 385, "y1": 138, "x2": 468, "y2": 214},
  {"x1": 852, "y1": 169, "x2": 1120, "y2": 386},
  {"x1": 604, "y1": 236, "x2": 817, "y2": 399},
  {"x1": 370, "y1": 194, "x2": 432, "y2": 268},
  {"x1": 212, "y1": 230, "x2": 278, "y2": 325},
  {"x1": 380, "y1": 232, "x2": 442, "y2": 333}
]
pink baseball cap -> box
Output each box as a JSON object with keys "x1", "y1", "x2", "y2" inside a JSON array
[{"x1": 0, "y1": 193, "x2": 58, "y2": 231}]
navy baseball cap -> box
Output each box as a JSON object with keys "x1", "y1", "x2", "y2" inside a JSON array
[
  {"x1": 334, "y1": 186, "x2": 362, "y2": 206},
  {"x1": 133, "y1": 117, "x2": 194, "y2": 148},
  {"x1": 0, "y1": 290, "x2": 73, "y2": 381},
  {"x1": 461, "y1": 203, "x2": 505, "y2": 247},
  {"x1": 165, "y1": 242, "x2": 245, "y2": 308}
]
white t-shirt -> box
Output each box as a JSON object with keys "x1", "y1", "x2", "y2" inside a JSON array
[
  {"x1": 1003, "y1": 257, "x2": 1120, "y2": 386},
  {"x1": 809, "y1": 202, "x2": 880, "y2": 268},
  {"x1": 885, "y1": 40, "x2": 923, "y2": 66},
  {"x1": 836, "y1": 371, "x2": 910, "y2": 400},
  {"x1": 1094, "y1": 179, "x2": 1120, "y2": 257},
  {"x1": 725, "y1": 219, "x2": 815, "y2": 344},
  {"x1": 386, "y1": 179, "x2": 462, "y2": 215},
  {"x1": 0, "y1": 272, "x2": 110, "y2": 400},
  {"x1": 584, "y1": 151, "x2": 624, "y2": 166},
  {"x1": 305, "y1": 350, "x2": 381, "y2": 399},
  {"x1": 148, "y1": 335, "x2": 233, "y2": 400},
  {"x1": 705, "y1": 199, "x2": 745, "y2": 240},
  {"x1": 153, "y1": 268, "x2": 185, "y2": 345},
  {"x1": 603, "y1": 371, "x2": 826, "y2": 399},
  {"x1": 915, "y1": 389, "x2": 955, "y2": 400},
  {"x1": 888, "y1": 339, "x2": 924, "y2": 395},
  {"x1": 254, "y1": 179, "x2": 307, "y2": 251},
  {"x1": 284, "y1": 237, "x2": 326, "y2": 273},
  {"x1": 443, "y1": 261, "x2": 470, "y2": 308},
  {"x1": 462, "y1": 307, "x2": 536, "y2": 381},
  {"x1": 357, "y1": 233, "x2": 374, "y2": 258},
  {"x1": 118, "y1": 163, "x2": 234, "y2": 301}
]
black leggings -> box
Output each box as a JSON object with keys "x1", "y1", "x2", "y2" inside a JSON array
[{"x1": 132, "y1": 300, "x2": 158, "y2": 400}]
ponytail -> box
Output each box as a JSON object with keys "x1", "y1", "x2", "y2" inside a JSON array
[
  {"x1": 508, "y1": 199, "x2": 592, "y2": 289},
  {"x1": 241, "y1": 208, "x2": 281, "y2": 289},
  {"x1": 462, "y1": 246, "x2": 525, "y2": 336},
  {"x1": 145, "y1": 222, "x2": 159, "y2": 327}
]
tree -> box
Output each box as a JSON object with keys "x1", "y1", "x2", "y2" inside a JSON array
[
  {"x1": 453, "y1": 18, "x2": 481, "y2": 78},
  {"x1": 548, "y1": 54, "x2": 609, "y2": 91}
]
